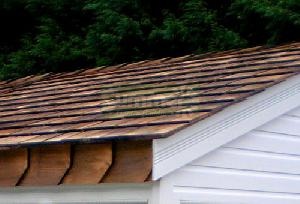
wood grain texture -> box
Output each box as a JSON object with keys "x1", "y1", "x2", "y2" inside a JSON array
[
  {"x1": 102, "y1": 140, "x2": 152, "y2": 183},
  {"x1": 0, "y1": 148, "x2": 28, "y2": 186},
  {"x1": 19, "y1": 144, "x2": 70, "y2": 186},
  {"x1": 62, "y1": 143, "x2": 112, "y2": 185},
  {"x1": 0, "y1": 43, "x2": 300, "y2": 148}
]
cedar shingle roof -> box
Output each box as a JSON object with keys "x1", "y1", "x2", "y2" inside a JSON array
[{"x1": 0, "y1": 42, "x2": 300, "y2": 148}]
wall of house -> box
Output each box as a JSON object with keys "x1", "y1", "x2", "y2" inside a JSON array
[
  {"x1": 163, "y1": 105, "x2": 300, "y2": 204},
  {"x1": 0, "y1": 184, "x2": 154, "y2": 204}
]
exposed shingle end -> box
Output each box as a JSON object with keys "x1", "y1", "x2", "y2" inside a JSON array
[{"x1": 0, "y1": 42, "x2": 300, "y2": 147}]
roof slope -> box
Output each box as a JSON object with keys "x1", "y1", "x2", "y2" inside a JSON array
[{"x1": 0, "y1": 42, "x2": 300, "y2": 147}]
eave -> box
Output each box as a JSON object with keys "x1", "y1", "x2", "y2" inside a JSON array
[
  {"x1": 153, "y1": 74, "x2": 300, "y2": 179},
  {"x1": 0, "y1": 140, "x2": 152, "y2": 186}
]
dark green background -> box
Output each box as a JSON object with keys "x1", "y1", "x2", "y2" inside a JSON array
[{"x1": 1, "y1": 0, "x2": 300, "y2": 80}]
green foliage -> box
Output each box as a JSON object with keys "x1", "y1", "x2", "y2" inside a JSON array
[{"x1": 0, "y1": 0, "x2": 299, "y2": 80}]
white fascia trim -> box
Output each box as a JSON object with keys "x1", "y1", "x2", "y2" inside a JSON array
[
  {"x1": 153, "y1": 74, "x2": 300, "y2": 180},
  {"x1": 0, "y1": 183, "x2": 154, "y2": 204}
]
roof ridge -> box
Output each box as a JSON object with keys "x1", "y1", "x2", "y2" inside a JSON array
[{"x1": 1, "y1": 42, "x2": 299, "y2": 94}]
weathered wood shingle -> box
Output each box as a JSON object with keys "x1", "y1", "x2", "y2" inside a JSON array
[{"x1": 0, "y1": 42, "x2": 299, "y2": 147}]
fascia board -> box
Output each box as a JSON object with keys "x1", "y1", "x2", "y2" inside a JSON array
[{"x1": 153, "y1": 74, "x2": 300, "y2": 180}]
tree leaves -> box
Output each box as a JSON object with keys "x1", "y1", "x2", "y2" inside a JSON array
[{"x1": 0, "y1": 0, "x2": 299, "y2": 80}]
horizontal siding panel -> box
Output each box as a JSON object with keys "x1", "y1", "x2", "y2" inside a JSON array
[
  {"x1": 172, "y1": 166, "x2": 300, "y2": 194},
  {"x1": 169, "y1": 105, "x2": 300, "y2": 204},
  {"x1": 191, "y1": 147, "x2": 300, "y2": 174},
  {"x1": 226, "y1": 130, "x2": 300, "y2": 155},
  {"x1": 257, "y1": 115, "x2": 300, "y2": 136},
  {"x1": 176, "y1": 187, "x2": 300, "y2": 204},
  {"x1": 287, "y1": 106, "x2": 300, "y2": 117},
  {"x1": 55, "y1": 202, "x2": 146, "y2": 204}
]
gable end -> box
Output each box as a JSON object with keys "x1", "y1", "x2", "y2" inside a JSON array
[{"x1": 153, "y1": 74, "x2": 300, "y2": 179}]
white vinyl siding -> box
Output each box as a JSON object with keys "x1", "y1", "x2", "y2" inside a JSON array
[
  {"x1": 165, "y1": 106, "x2": 300, "y2": 204},
  {"x1": 53, "y1": 202, "x2": 146, "y2": 204},
  {"x1": 57, "y1": 203, "x2": 146, "y2": 204},
  {"x1": 0, "y1": 184, "x2": 151, "y2": 204}
]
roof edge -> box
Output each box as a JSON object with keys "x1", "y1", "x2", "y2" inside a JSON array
[{"x1": 153, "y1": 74, "x2": 300, "y2": 180}]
